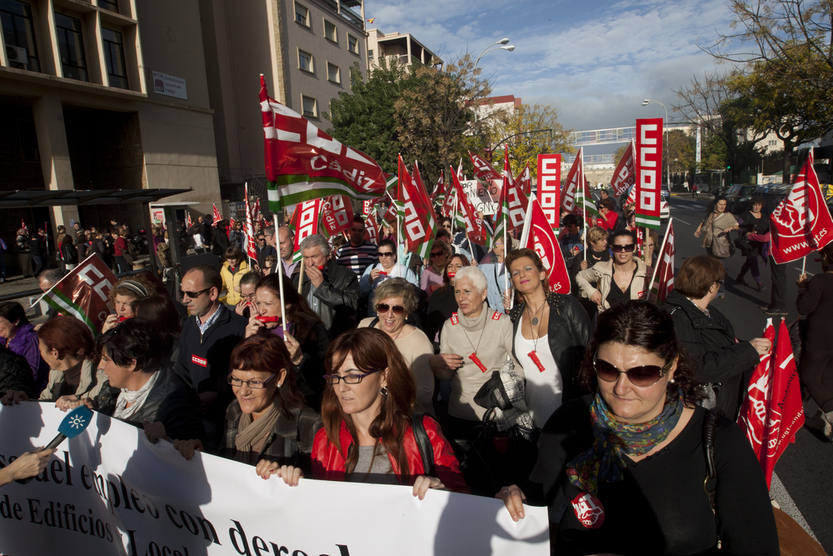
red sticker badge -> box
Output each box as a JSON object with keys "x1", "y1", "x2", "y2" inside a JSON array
[
  {"x1": 191, "y1": 355, "x2": 208, "y2": 368},
  {"x1": 571, "y1": 492, "x2": 605, "y2": 529}
]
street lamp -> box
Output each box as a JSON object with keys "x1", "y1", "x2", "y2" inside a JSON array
[
  {"x1": 641, "y1": 98, "x2": 670, "y2": 190},
  {"x1": 474, "y1": 38, "x2": 516, "y2": 69}
]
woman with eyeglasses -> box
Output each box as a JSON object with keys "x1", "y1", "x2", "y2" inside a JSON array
[
  {"x1": 498, "y1": 301, "x2": 778, "y2": 556},
  {"x1": 244, "y1": 274, "x2": 329, "y2": 409},
  {"x1": 663, "y1": 255, "x2": 770, "y2": 419},
  {"x1": 256, "y1": 327, "x2": 467, "y2": 497},
  {"x1": 359, "y1": 239, "x2": 419, "y2": 316},
  {"x1": 205, "y1": 334, "x2": 319, "y2": 466},
  {"x1": 358, "y1": 278, "x2": 434, "y2": 415},
  {"x1": 576, "y1": 230, "x2": 648, "y2": 313}
]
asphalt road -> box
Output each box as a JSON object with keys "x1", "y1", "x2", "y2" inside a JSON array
[{"x1": 668, "y1": 195, "x2": 833, "y2": 552}]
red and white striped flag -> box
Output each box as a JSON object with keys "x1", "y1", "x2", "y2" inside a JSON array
[
  {"x1": 290, "y1": 199, "x2": 321, "y2": 262},
  {"x1": 647, "y1": 220, "x2": 674, "y2": 303},
  {"x1": 243, "y1": 183, "x2": 258, "y2": 260},
  {"x1": 738, "y1": 318, "x2": 805, "y2": 488}
]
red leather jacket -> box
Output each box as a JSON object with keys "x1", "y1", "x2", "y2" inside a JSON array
[{"x1": 311, "y1": 415, "x2": 468, "y2": 493}]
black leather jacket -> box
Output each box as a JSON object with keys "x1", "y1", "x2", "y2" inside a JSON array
[{"x1": 509, "y1": 291, "x2": 591, "y2": 401}]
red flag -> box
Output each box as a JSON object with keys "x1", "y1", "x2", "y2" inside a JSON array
[
  {"x1": 260, "y1": 75, "x2": 387, "y2": 209},
  {"x1": 538, "y1": 154, "x2": 562, "y2": 228},
  {"x1": 320, "y1": 195, "x2": 353, "y2": 237},
  {"x1": 770, "y1": 149, "x2": 833, "y2": 263},
  {"x1": 40, "y1": 254, "x2": 118, "y2": 335},
  {"x1": 468, "y1": 151, "x2": 502, "y2": 183},
  {"x1": 291, "y1": 199, "x2": 322, "y2": 256},
  {"x1": 243, "y1": 183, "x2": 258, "y2": 260},
  {"x1": 185, "y1": 211, "x2": 193, "y2": 229},
  {"x1": 365, "y1": 212, "x2": 379, "y2": 246},
  {"x1": 518, "y1": 164, "x2": 532, "y2": 197},
  {"x1": 738, "y1": 319, "x2": 805, "y2": 488},
  {"x1": 450, "y1": 165, "x2": 487, "y2": 245},
  {"x1": 430, "y1": 171, "x2": 446, "y2": 204},
  {"x1": 519, "y1": 193, "x2": 571, "y2": 294},
  {"x1": 635, "y1": 118, "x2": 663, "y2": 229},
  {"x1": 500, "y1": 155, "x2": 528, "y2": 233},
  {"x1": 413, "y1": 162, "x2": 439, "y2": 229},
  {"x1": 561, "y1": 148, "x2": 583, "y2": 216},
  {"x1": 610, "y1": 141, "x2": 635, "y2": 196},
  {"x1": 212, "y1": 203, "x2": 222, "y2": 226},
  {"x1": 647, "y1": 221, "x2": 674, "y2": 303}
]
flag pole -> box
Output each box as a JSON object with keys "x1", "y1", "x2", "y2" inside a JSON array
[
  {"x1": 272, "y1": 214, "x2": 288, "y2": 334},
  {"x1": 800, "y1": 255, "x2": 806, "y2": 276},
  {"x1": 647, "y1": 217, "x2": 672, "y2": 296}
]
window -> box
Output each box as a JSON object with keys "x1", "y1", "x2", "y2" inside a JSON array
[
  {"x1": 368, "y1": 49, "x2": 374, "y2": 61},
  {"x1": 98, "y1": 0, "x2": 119, "y2": 12},
  {"x1": 323, "y1": 19, "x2": 337, "y2": 42},
  {"x1": 101, "y1": 27, "x2": 128, "y2": 88},
  {"x1": 0, "y1": 0, "x2": 40, "y2": 71},
  {"x1": 298, "y1": 49, "x2": 313, "y2": 73},
  {"x1": 294, "y1": 2, "x2": 309, "y2": 27},
  {"x1": 301, "y1": 95, "x2": 317, "y2": 118},
  {"x1": 347, "y1": 33, "x2": 359, "y2": 55},
  {"x1": 55, "y1": 12, "x2": 87, "y2": 81},
  {"x1": 327, "y1": 62, "x2": 339, "y2": 84}
]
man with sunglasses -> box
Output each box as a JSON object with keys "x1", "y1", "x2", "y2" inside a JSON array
[
  {"x1": 176, "y1": 265, "x2": 247, "y2": 448},
  {"x1": 576, "y1": 230, "x2": 647, "y2": 313}
]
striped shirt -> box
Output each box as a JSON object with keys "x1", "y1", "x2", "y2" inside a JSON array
[{"x1": 335, "y1": 242, "x2": 378, "y2": 276}]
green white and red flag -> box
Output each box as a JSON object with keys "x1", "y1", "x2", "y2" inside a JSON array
[
  {"x1": 397, "y1": 155, "x2": 435, "y2": 258},
  {"x1": 320, "y1": 195, "x2": 354, "y2": 237},
  {"x1": 289, "y1": 199, "x2": 322, "y2": 262},
  {"x1": 635, "y1": 118, "x2": 663, "y2": 229},
  {"x1": 610, "y1": 141, "x2": 635, "y2": 197},
  {"x1": 450, "y1": 164, "x2": 488, "y2": 245},
  {"x1": 36, "y1": 253, "x2": 118, "y2": 335},
  {"x1": 468, "y1": 151, "x2": 502, "y2": 201},
  {"x1": 413, "y1": 162, "x2": 439, "y2": 232},
  {"x1": 260, "y1": 75, "x2": 387, "y2": 210},
  {"x1": 430, "y1": 170, "x2": 446, "y2": 205},
  {"x1": 561, "y1": 147, "x2": 584, "y2": 216}
]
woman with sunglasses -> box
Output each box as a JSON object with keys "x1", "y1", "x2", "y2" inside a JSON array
[
  {"x1": 359, "y1": 239, "x2": 418, "y2": 316},
  {"x1": 498, "y1": 301, "x2": 777, "y2": 556},
  {"x1": 359, "y1": 278, "x2": 434, "y2": 416},
  {"x1": 256, "y1": 328, "x2": 467, "y2": 497},
  {"x1": 576, "y1": 230, "x2": 648, "y2": 313},
  {"x1": 663, "y1": 255, "x2": 770, "y2": 419}
]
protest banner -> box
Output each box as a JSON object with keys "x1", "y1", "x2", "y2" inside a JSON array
[
  {"x1": 0, "y1": 403, "x2": 549, "y2": 556},
  {"x1": 537, "y1": 154, "x2": 561, "y2": 229},
  {"x1": 634, "y1": 118, "x2": 663, "y2": 229}
]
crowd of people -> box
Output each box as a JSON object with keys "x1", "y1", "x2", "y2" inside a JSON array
[{"x1": 2, "y1": 186, "x2": 818, "y2": 555}]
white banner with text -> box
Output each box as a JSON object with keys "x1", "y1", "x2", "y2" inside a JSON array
[{"x1": 0, "y1": 403, "x2": 549, "y2": 556}]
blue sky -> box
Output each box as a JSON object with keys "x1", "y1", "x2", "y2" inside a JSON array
[{"x1": 364, "y1": 0, "x2": 738, "y2": 132}]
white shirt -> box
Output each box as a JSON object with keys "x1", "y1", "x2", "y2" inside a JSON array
[{"x1": 514, "y1": 322, "x2": 562, "y2": 428}]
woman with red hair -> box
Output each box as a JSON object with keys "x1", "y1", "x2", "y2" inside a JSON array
[{"x1": 257, "y1": 327, "x2": 466, "y2": 497}]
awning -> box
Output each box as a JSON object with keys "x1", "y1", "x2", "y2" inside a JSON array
[{"x1": 0, "y1": 188, "x2": 191, "y2": 208}]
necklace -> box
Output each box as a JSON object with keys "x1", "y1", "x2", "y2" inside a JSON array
[{"x1": 527, "y1": 300, "x2": 546, "y2": 326}]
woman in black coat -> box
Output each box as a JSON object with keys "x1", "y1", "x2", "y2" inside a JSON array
[{"x1": 663, "y1": 255, "x2": 770, "y2": 419}]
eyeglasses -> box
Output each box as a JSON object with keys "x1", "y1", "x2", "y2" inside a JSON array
[
  {"x1": 323, "y1": 368, "x2": 382, "y2": 385},
  {"x1": 227, "y1": 374, "x2": 277, "y2": 389},
  {"x1": 182, "y1": 287, "x2": 211, "y2": 299},
  {"x1": 375, "y1": 303, "x2": 405, "y2": 315},
  {"x1": 430, "y1": 251, "x2": 444, "y2": 257},
  {"x1": 611, "y1": 244, "x2": 636, "y2": 253},
  {"x1": 593, "y1": 357, "x2": 671, "y2": 387},
  {"x1": 377, "y1": 251, "x2": 395, "y2": 257}
]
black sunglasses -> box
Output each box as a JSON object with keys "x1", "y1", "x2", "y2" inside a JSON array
[
  {"x1": 593, "y1": 357, "x2": 671, "y2": 387},
  {"x1": 611, "y1": 244, "x2": 636, "y2": 253},
  {"x1": 182, "y1": 287, "x2": 211, "y2": 299},
  {"x1": 375, "y1": 303, "x2": 405, "y2": 315},
  {"x1": 430, "y1": 251, "x2": 444, "y2": 257},
  {"x1": 377, "y1": 251, "x2": 395, "y2": 257}
]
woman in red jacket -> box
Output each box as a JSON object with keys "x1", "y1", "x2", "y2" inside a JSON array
[{"x1": 256, "y1": 327, "x2": 467, "y2": 498}]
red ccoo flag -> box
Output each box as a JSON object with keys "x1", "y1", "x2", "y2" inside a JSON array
[
  {"x1": 519, "y1": 193, "x2": 571, "y2": 294},
  {"x1": 561, "y1": 149, "x2": 583, "y2": 216},
  {"x1": 770, "y1": 148, "x2": 833, "y2": 263},
  {"x1": 737, "y1": 318, "x2": 805, "y2": 488},
  {"x1": 610, "y1": 141, "x2": 635, "y2": 197},
  {"x1": 212, "y1": 203, "x2": 223, "y2": 226},
  {"x1": 647, "y1": 220, "x2": 674, "y2": 303}
]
